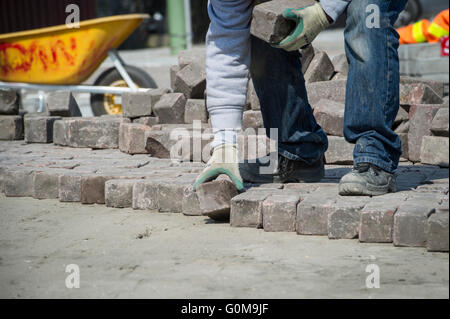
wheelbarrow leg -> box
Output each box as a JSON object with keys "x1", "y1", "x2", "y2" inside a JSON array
[{"x1": 107, "y1": 49, "x2": 139, "y2": 91}]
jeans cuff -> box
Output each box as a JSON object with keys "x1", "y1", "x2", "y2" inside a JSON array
[
  {"x1": 278, "y1": 147, "x2": 319, "y2": 166},
  {"x1": 353, "y1": 156, "x2": 397, "y2": 174}
]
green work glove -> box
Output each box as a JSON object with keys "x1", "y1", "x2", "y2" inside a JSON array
[
  {"x1": 193, "y1": 144, "x2": 244, "y2": 191},
  {"x1": 273, "y1": 3, "x2": 330, "y2": 51}
]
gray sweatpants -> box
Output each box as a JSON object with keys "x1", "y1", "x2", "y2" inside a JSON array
[{"x1": 206, "y1": 0, "x2": 351, "y2": 148}]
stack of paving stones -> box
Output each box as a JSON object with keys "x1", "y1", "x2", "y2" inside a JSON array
[{"x1": 0, "y1": 0, "x2": 448, "y2": 253}]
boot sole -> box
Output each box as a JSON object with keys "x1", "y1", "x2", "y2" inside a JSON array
[{"x1": 339, "y1": 178, "x2": 397, "y2": 196}]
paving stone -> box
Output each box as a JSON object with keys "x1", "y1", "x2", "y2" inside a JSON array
[
  {"x1": 24, "y1": 116, "x2": 61, "y2": 143},
  {"x1": 122, "y1": 88, "x2": 170, "y2": 118},
  {"x1": 304, "y1": 51, "x2": 335, "y2": 83},
  {"x1": 0, "y1": 89, "x2": 19, "y2": 115},
  {"x1": 178, "y1": 48, "x2": 206, "y2": 69},
  {"x1": 247, "y1": 79, "x2": 261, "y2": 111},
  {"x1": 359, "y1": 194, "x2": 408, "y2": 243},
  {"x1": 408, "y1": 104, "x2": 441, "y2": 162},
  {"x1": 400, "y1": 84, "x2": 443, "y2": 105},
  {"x1": 398, "y1": 133, "x2": 409, "y2": 160},
  {"x1": 420, "y1": 136, "x2": 449, "y2": 168},
  {"x1": 395, "y1": 121, "x2": 409, "y2": 134},
  {"x1": 394, "y1": 107, "x2": 409, "y2": 126},
  {"x1": 230, "y1": 191, "x2": 271, "y2": 228},
  {"x1": 331, "y1": 53, "x2": 348, "y2": 76},
  {"x1": 430, "y1": 108, "x2": 449, "y2": 137},
  {"x1": 46, "y1": 91, "x2": 81, "y2": 117},
  {"x1": 263, "y1": 192, "x2": 302, "y2": 232},
  {"x1": 80, "y1": 175, "x2": 109, "y2": 205},
  {"x1": 105, "y1": 179, "x2": 141, "y2": 208},
  {"x1": 0, "y1": 115, "x2": 23, "y2": 140},
  {"x1": 325, "y1": 136, "x2": 354, "y2": 165},
  {"x1": 119, "y1": 123, "x2": 151, "y2": 154},
  {"x1": 182, "y1": 184, "x2": 202, "y2": 216},
  {"x1": 250, "y1": 0, "x2": 315, "y2": 44},
  {"x1": 145, "y1": 129, "x2": 191, "y2": 160},
  {"x1": 153, "y1": 93, "x2": 186, "y2": 124},
  {"x1": 170, "y1": 65, "x2": 181, "y2": 90},
  {"x1": 132, "y1": 179, "x2": 163, "y2": 210},
  {"x1": 296, "y1": 188, "x2": 337, "y2": 235},
  {"x1": 313, "y1": 99, "x2": 345, "y2": 136},
  {"x1": 306, "y1": 79, "x2": 346, "y2": 108},
  {"x1": 415, "y1": 183, "x2": 449, "y2": 194},
  {"x1": 133, "y1": 116, "x2": 159, "y2": 126},
  {"x1": 426, "y1": 209, "x2": 449, "y2": 252},
  {"x1": 400, "y1": 76, "x2": 445, "y2": 98},
  {"x1": 58, "y1": 172, "x2": 90, "y2": 202},
  {"x1": 174, "y1": 63, "x2": 206, "y2": 99},
  {"x1": 298, "y1": 45, "x2": 314, "y2": 74},
  {"x1": 33, "y1": 170, "x2": 62, "y2": 199},
  {"x1": 393, "y1": 199, "x2": 439, "y2": 247},
  {"x1": 328, "y1": 197, "x2": 369, "y2": 239},
  {"x1": 196, "y1": 176, "x2": 239, "y2": 221},
  {"x1": 4, "y1": 168, "x2": 35, "y2": 197},
  {"x1": 184, "y1": 99, "x2": 207, "y2": 124},
  {"x1": 242, "y1": 110, "x2": 264, "y2": 130},
  {"x1": 157, "y1": 181, "x2": 193, "y2": 213}
]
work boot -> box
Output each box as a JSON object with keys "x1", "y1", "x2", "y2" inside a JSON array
[
  {"x1": 239, "y1": 154, "x2": 324, "y2": 184},
  {"x1": 339, "y1": 163, "x2": 397, "y2": 196}
]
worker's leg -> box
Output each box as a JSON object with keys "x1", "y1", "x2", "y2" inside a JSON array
[
  {"x1": 250, "y1": 36, "x2": 328, "y2": 165},
  {"x1": 206, "y1": 0, "x2": 253, "y2": 148},
  {"x1": 343, "y1": 0, "x2": 407, "y2": 173}
]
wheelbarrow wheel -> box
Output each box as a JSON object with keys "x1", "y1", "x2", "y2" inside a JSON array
[{"x1": 90, "y1": 65, "x2": 157, "y2": 116}]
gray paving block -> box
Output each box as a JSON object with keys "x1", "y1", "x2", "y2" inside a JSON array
[
  {"x1": 174, "y1": 63, "x2": 206, "y2": 99},
  {"x1": 178, "y1": 48, "x2": 206, "y2": 69},
  {"x1": 153, "y1": 93, "x2": 186, "y2": 124},
  {"x1": 328, "y1": 197, "x2": 369, "y2": 239},
  {"x1": 33, "y1": 170, "x2": 62, "y2": 199},
  {"x1": 300, "y1": 44, "x2": 315, "y2": 74},
  {"x1": 46, "y1": 91, "x2": 81, "y2": 117},
  {"x1": 399, "y1": 42, "x2": 441, "y2": 60},
  {"x1": 242, "y1": 110, "x2": 264, "y2": 130},
  {"x1": 304, "y1": 51, "x2": 335, "y2": 83},
  {"x1": 170, "y1": 65, "x2": 181, "y2": 90},
  {"x1": 400, "y1": 76, "x2": 445, "y2": 98},
  {"x1": 182, "y1": 184, "x2": 202, "y2": 216},
  {"x1": 400, "y1": 83, "x2": 443, "y2": 105},
  {"x1": 400, "y1": 57, "x2": 449, "y2": 77},
  {"x1": 230, "y1": 191, "x2": 272, "y2": 228},
  {"x1": 306, "y1": 79, "x2": 347, "y2": 108},
  {"x1": 132, "y1": 179, "x2": 162, "y2": 210},
  {"x1": 263, "y1": 192, "x2": 302, "y2": 232},
  {"x1": 247, "y1": 79, "x2": 261, "y2": 111},
  {"x1": 420, "y1": 136, "x2": 449, "y2": 168},
  {"x1": 4, "y1": 169, "x2": 35, "y2": 197},
  {"x1": 331, "y1": 53, "x2": 348, "y2": 76},
  {"x1": 0, "y1": 89, "x2": 19, "y2": 115},
  {"x1": 133, "y1": 116, "x2": 160, "y2": 127},
  {"x1": 431, "y1": 108, "x2": 449, "y2": 137},
  {"x1": 426, "y1": 210, "x2": 449, "y2": 252},
  {"x1": 105, "y1": 179, "x2": 141, "y2": 208},
  {"x1": 119, "y1": 123, "x2": 151, "y2": 154},
  {"x1": 24, "y1": 116, "x2": 61, "y2": 143},
  {"x1": 325, "y1": 136, "x2": 354, "y2": 165},
  {"x1": 0, "y1": 115, "x2": 23, "y2": 140},
  {"x1": 313, "y1": 99, "x2": 345, "y2": 136},
  {"x1": 184, "y1": 99, "x2": 208, "y2": 124},
  {"x1": 122, "y1": 88, "x2": 170, "y2": 119},
  {"x1": 250, "y1": 0, "x2": 315, "y2": 44}
]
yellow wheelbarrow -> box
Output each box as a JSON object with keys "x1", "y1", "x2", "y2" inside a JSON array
[{"x1": 0, "y1": 14, "x2": 156, "y2": 116}]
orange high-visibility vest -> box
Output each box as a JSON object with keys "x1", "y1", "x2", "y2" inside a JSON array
[{"x1": 398, "y1": 9, "x2": 449, "y2": 45}]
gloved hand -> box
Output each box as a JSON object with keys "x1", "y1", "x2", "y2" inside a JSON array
[
  {"x1": 193, "y1": 144, "x2": 244, "y2": 191},
  {"x1": 273, "y1": 3, "x2": 330, "y2": 51}
]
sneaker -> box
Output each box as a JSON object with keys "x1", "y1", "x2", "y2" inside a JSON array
[
  {"x1": 339, "y1": 163, "x2": 396, "y2": 196},
  {"x1": 239, "y1": 153, "x2": 324, "y2": 184}
]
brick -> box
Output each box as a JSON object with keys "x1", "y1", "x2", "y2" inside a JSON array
[
  {"x1": 153, "y1": 93, "x2": 186, "y2": 124},
  {"x1": 400, "y1": 76, "x2": 445, "y2": 98},
  {"x1": 420, "y1": 136, "x2": 449, "y2": 168},
  {"x1": 250, "y1": 0, "x2": 315, "y2": 44},
  {"x1": 230, "y1": 191, "x2": 271, "y2": 228},
  {"x1": 431, "y1": 108, "x2": 449, "y2": 137},
  {"x1": 0, "y1": 89, "x2": 19, "y2": 115},
  {"x1": 393, "y1": 199, "x2": 438, "y2": 247},
  {"x1": 145, "y1": 128, "x2": 191, "y2": 160},
  {"x1": 394, "y1": 106, "x2": 409, "y2": 126},
  {"x1": 46, "y1": 91, "x2": 81, "y2": 117},
  {"x1": 81, "y1": 175, "x2": 108, "y2": 204},
  {"x1": 119, "y1": 123, "x2": 151, "y2": 154},
  {"x1": 304, "y1": 51, "x2": 335, "y2": 83},
  {"x1": 300, "y1": 45, "x2": 315, "y2": 74},
  {"x1": 359, "y1": 194, "x2": 407, "y2": 243},
  {"x1": 247, "y1": 79, "x2": 261, "y2": 111},
  {"x1": 170, "y1": 65, "x2": 181, "y2": 90},
  {"x1": 133, "y1": 116, "x2": 159, "y2": 126},
  {"x1": 105, "y1": 179, "x2": 140, "y2": 208},
  {"x1": 184, "y1": 99, "x2": 207, "y2": 124},
  {"x1": 328, "y1": 197, "x2": 369, "y2": 239},
  {"x1": 122, "y1": 88, "x2": 170, "y2": 118},
  {"x1": 157, "y1": 181, "x2": 192, "y2": 213},
  {"x1": 426, "y1": 209, "x2": 449, "y2": 252},
  {"x1": 58, "y1": 173, "x2": 88, "y2": 202},
  {"x1": 296, "y1": 189, "x2": 337, "y2": 235},
  {"x1": 132, "y1": 179, "x2": 162, "y2": 210},
  {"x1": 313, "y1": 99, "x2": 345, "y2": 136},
  {"x1": 196, "y1": 176, "x2": 239, "y2": 221},
  {"x1": 242, "y1": 110, "x2": 264, "y2": 130},
  {"x1": 33, "y1": 170, "x2": 61, "y2": 199},
  {"x1": 325, "y1": 136, "x2": 354, "y2": 165},
  {"x1": 178, "y1": 48, "x2": 206, "y2": 69},
  {"x1": 182, "y1": 185, "x2": 202, "y2": 216},
  {"x1": 24, "y1": 116, "x2": 61, "y2": 143},
  {"x1": 408, "y1": 104, "x2": 440, "y2": 162},
  {"x1": 53, "y1": 117, "x2": 129, "y2": 149},
  {"x1": 4, "y1": 169, "x2": 35, "y2": 197},
  {"x1": 306, "y1": 79, "x2": 346, "y2": 107},
  {"x1": 400, "y1": 84, "x2": 443, "y2": 105},
  {"x1": 0, "y1": 115, "x2": 23, "y2": 140},
  {"x1": 331, "y1": 53, "x2": 348, "y2": 76},
  {"x1": 395, "y1": 121, "x2": 409, "y2": 134},
  {"x1": 263, "y1": 192, "x2": 301, "y2": 232},
  {"x1": 174, "y1": 63, "x2": 206, "y2": 99}
]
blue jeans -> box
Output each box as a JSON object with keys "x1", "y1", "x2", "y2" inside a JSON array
[{"x1": 251, "y1": 0, "x2": 407, "y2": 172}]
